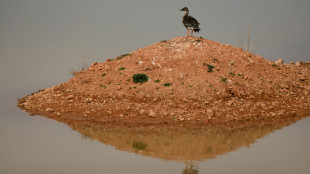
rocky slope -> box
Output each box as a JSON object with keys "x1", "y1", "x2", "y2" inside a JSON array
[{"x1": 18, "y1": 37, "x2": 310, "y2": 125}]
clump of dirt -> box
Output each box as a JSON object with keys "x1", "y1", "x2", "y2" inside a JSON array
[{"x1": 18, "y1": 37, "x2": 310, "y2": 125}]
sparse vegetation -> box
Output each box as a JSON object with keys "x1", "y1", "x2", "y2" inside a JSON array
[
  {"x1": 272, "y1": 64, "x2": 277, "y2": 67},
  {"x1": 238, "y1": 24, "x2": 260, "y2": 54},
  {"x1": 220, "y1": 77, "x2": 227, "y2": 82},
  {"x1": 238, "y1": 73, "x2": 244, "y2": 78},
  {"x1": 115, "y1": 53, "x2": 130, "y2": 60},
  {"x1": 132, "y1": 74, "x2": 149, "y2": 84},
  {"x1": 163, "y1": 83, "x2": 172, "y2": 87},
  {"x1": 203, "y1": 63, "x2": 215, "y2": 72},
  {"x1": 100, "y1": 84, "x2": 107, "y2": 89},
  {"x1": 229, "y1": 72, "x2": 235, "y2": 77},
  {"x1": 119, "y1": 67, "x2": 126, "y2": 71},
  {"x1": 101, "y1": 73, "x2": 106, "y2": 77},
  {"x1": 69, "y1": 56, "x2": 89, "y2": 76},
  {"x1": 132, "y1": 141, "x2": 148, "y2": 150},
  {"x1": 154, "y1": 79, "x2": 161, "y2": 83}
]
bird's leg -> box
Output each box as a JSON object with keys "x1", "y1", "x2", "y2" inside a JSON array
[
  {"x1": 187, "y1": 29, "x2": 189, "y2": 37},
  {"x1": 190, "y1": 29, "x2": 193, "y2": 37}
]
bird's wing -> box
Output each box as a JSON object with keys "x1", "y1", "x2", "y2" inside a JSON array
[{"x1": 188, "y1": 16, "x2": 200, "y2": 26}]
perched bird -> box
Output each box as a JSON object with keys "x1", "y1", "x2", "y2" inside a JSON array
[{"x1": 180, "y1": 7, "x2": 200, "y2": 37}]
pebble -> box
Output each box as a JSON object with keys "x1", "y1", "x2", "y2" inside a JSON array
[
  {"x1": 299, "y1": 76, "x2": 306, "y2": 81},
  {"x1": 295, "y1": 62, "x2": 301, "y2": 67},
  {"x1": 45, "y1": 108, "x2": 54, "y2": 112},
  {"x1": 148, "y1": 110, "x2": 156, "y2": 117},
  {"x1": 20, "y1": 102, "x2": 28, "y2": 107},
  {"x1": 249, "y1": 95, "x2": 255, "y2": 99},
  {"x1": 182, "y1": 98, "x2": 189, "y2": 103},
  {"x1": 67, "y1": 95, "x2": 74, "y2": 100},
  {"x1": 139, "y1": 109, "x2": 146, "y2": 115},
  {"x1": 84, "y1": 98, "x2": 93, "y2": 103},
  {"x1": 207, "y1": 109, "x2": 214, "y2": 117},
  {"x1": 178, "y1": 117, "x2": 185, "y2": 122},
  {"x1": 270, "y1": 112, "x2": 277, "y2": 117},
  {"x1": 275, "y1": 59, "x2": 284, "y2": 64}
]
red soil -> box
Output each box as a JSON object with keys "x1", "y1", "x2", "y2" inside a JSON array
[{"x1": 18, "y1": 37, "x2": 310, "y2": 125}]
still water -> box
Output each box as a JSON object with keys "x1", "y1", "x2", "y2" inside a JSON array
[{"x1": 1, "y1": 0, "x2": 310, "y2": 173}]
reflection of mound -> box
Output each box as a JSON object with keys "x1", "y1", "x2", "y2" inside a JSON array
[{"x1": 64, "y1": 117, "x2": 302, "y2": 162}]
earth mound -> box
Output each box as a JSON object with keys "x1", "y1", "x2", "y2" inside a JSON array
[{"x1": 18, "y1": 37, "x2": 310, "y2": 125}]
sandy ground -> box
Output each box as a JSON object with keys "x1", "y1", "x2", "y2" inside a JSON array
[{"x1": 18, "y1": 37, "x2": 310, "y2": 126}]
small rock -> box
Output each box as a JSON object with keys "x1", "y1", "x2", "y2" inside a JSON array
[
  {"x1": 226, "y1": 100, "x2": 234, "y2": 106},
  {"x1": 20, "y1": 102, "x2": 28, "y2": 107},
  {"x1": 148, "y1": 110, "x2": 156, "y2": 117},
  {"x1": 119, "y1": 114, "x2": 124, "y2": 118},
  {"x1": 45, "y1": 108, "x2": 54, "y2": 112},
  {"x1": 67, "y1": 95, "x2": 74, "y2": 100},
  {"x1": 56, "y1": 112, "x2": 61, "y2": 116},
  {"x1": 270, "y1": 112, "x2": 277, "y2": 117},
  {"x1": 179, "y1": 117, "x2": 185, "y2": 122},
  {"x1": 90, "y1": 62, "x2": 98, "y2": 67},
  {"x1": 182, "y1": 98, "x2": 189, "y2": 103},
  {"x1": 295, "y1": 62, "x2": 301, "y2": 67},
  {"x1": 207, "y1": 109, "x2": 214, "y2": 117},
  {"x1": 117, "y1": 86, "x2": 122, "y2": 90},
  {"x1": 139, "y1": 109, "x2": 146, "y2": 115},
  {"x1": 249, "y1": 95, "x2": 255, "y2": 99},
  {"x1": 275, "y1": 59, "x2": 284, "y2": 64},
  {"x1": 299, "y1": 76, "x2": 307, "y2": 81},
  {"x1": 84, "y1": 98, "x2": 93, "y2": 103}
]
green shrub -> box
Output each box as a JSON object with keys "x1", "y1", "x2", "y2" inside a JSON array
[
  {"x1": 220, "y1": 77, "x2": 227, "y2": 82},
  {"x1": 163, "y1": 83, "x2": 172, "y2": 87},
  {"x1": 115, "y1": 54, "x2": 130, "y2": 60},
  {"x1": 101, "y1": 73, "x2": 106, "y2": 77},
  {"x1": 119, "y1": 67, "x2": 126, "y2": 71},
  {"x1": 99, "y1": 84, "x2": 107, "y2": 88},
  {"x1": 229, "y1": 72, "x2": 235, "y2": 77},
  {"x1": 132, "y1": 74, "x2": 149, "y2": 84},
  {"x1": 154, "y1": 79, "x2": 160, "y2": 83},
  {"x1": 203, "y1": 63, "x2": 215, "y2": 72},
  {"x1": 132, "y1": 141, "x2": 147, "y2": 150}
]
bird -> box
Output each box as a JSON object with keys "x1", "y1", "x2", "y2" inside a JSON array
[{"x1": 180, "y1": 7, "x2": 200, "y2": 37}]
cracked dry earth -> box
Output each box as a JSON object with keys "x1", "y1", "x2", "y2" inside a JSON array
[{"x1": 18, "y1": 37, "x2": 310, "y2": 126}]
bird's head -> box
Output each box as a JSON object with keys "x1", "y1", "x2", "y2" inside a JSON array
[{"x1": 180, "y1": 7, "x2": 189, "y2": 12}]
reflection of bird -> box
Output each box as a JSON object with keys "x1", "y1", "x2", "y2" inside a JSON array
[
  {"x1": 180, "y1": 7, "x2": 200, "y2": 37},
  {"x1": 182, "y1": 160, "x2": 198, "y2": 174}
]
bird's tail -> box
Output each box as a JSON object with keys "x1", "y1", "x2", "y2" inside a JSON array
[{"x1": 193, "y1": 28, "x2": 200, "y2": 33}]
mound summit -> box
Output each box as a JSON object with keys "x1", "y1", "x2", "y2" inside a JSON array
[{"x1": 18, "y1": 37, "x2": 310, "y2": 125}]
